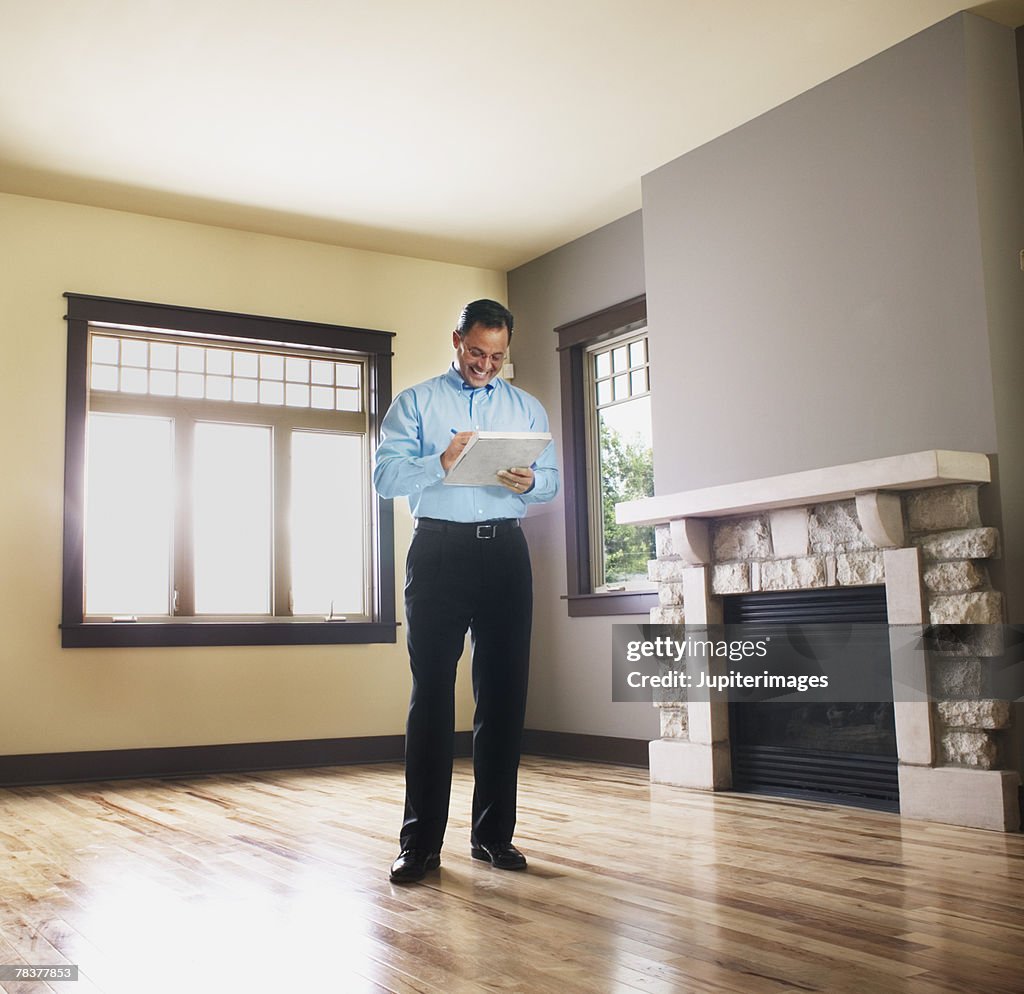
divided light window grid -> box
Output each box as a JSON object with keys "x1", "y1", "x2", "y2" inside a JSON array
[
  {"x1": 89, "y1": 334, "x2": 363, "y2": 412},
  {"x1": 85, "y1": 329, "x2": 369, "y2": 623},
  {"x1": 61, "y1": 294, "x2": 397, "y2": 647},
  {"x1": 592, "y1": 335, "x2": 650, "y2": 410},
  {"x1": 585, "y1": 330, "x2": 655, "y2": 593}
]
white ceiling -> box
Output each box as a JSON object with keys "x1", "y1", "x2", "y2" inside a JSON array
[{"x1": 1, "y1": 1, "x2": 1021, "y2": 270}]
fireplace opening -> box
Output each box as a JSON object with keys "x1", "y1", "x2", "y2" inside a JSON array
[{"x1": 723, "y1": 586, "x2": 899, "y2": 812}]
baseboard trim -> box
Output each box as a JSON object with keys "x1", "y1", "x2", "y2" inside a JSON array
[
  {"x1": 521, "y1": 730, "x2": 650, "y2": 768},
  {"x1": 0, "y1": 733, "x2": 473, "y2": 788},
  {"x1": 0, "y1": 729, "x2": 648, "y2": 788}
]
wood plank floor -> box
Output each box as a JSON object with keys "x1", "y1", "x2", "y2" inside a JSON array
[{"x1": 0, "y1": 757, "x2": 1022, "y2": 993}]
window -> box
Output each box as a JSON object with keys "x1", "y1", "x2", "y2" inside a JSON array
[
  {"x1": 61, "y1": 294, "x2": 396, "y2": 647},
  {"x1": 555, "y1": 296, "x2": 657, "y2": 617}
]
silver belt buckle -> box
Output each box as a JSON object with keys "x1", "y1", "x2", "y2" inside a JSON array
[{"x1": 476, "y1": 524, "x2": 496, "y2": 539}]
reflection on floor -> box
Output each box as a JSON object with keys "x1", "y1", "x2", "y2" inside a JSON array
[{"x1": 0, "y1": 757, "x2": 1022, "y2": 993}]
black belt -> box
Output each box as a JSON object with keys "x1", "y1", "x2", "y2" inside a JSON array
[{"x1": 415, "y1": 517, "x2": 521, "y2": 540}]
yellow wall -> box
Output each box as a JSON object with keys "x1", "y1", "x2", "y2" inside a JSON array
[{"x1": 0, "y1": 192, "x2": 505, "y2": 755}]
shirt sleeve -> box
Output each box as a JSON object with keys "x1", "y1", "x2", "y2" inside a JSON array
[
  {"x1": 521, "y1": 400, "x2": 559, "y2": 505},
  {"x1": 372, "y1": 389, "x2": 446, "y2": 498}
]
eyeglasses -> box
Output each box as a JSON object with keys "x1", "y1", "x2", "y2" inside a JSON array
[{"x1": 463, "y1": 345, "x2": 505, "y2": 364}]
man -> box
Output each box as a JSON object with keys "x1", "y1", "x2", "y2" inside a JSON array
[{"x1": 373, "y1": 299, "x2": 559, "y2": 883}]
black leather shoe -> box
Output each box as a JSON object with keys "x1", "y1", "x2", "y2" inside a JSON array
[
  {"x1": 470, "y1": 842, "x2": 527, "y2": 870},
  {"x1": 389, "y1": 848, "x2": 441, "y2": 883}
]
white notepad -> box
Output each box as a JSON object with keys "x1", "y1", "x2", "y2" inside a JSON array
[{"x1": 443, "y1": 431, "x2": 553, "y2": 487}]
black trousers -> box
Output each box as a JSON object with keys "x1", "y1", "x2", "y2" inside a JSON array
[{"x1": 400, "y1": 519, "x2": 533, "y2": 852}]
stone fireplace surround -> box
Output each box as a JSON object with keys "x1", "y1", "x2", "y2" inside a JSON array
[{"x1": 617, "y1": 451, "x2": 1021, "y2": 832}]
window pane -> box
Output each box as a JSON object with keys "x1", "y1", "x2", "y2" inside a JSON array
[
  {"x1": 193, "y1": 423, "x2": 272, "y2": 614},
  {"x1": 596, "y1": 379, "x2": 612, "y2": 407},
  {"x1": 178, "y1": 372, "x2": 204, "y2": 398},
  {"x1": 121, "y1": 367, "x2": 148, "y2": 394},
  {"x1": 286, "y1": 357, "x2": 310, "y2": 382},
  {"x1": 121, "y1": 339, "x2": 148, "y2": 367},
  {"x1": 260, "y1": 381, "x2": 284, "y2": 405},
  {"x1": 335, "y1": 388, "x2": 360, "y2": 412},
  {"x1": 234, "y1": 351, "x2": 258, "y2": 378},
  {"x1": 595, "y1": 352, "x2": 611, "y2": 379},
  {"x1": 234, "y1": 378, "x2": 258, "y2": 403},
  {"x1": 92, "y1": 337, "x2": 119, "y2": 365},
  {"x1": 179, "y1": 346, "x2": 205, "y2": 373},
  {"x1": 311, "y1": 385, "x2": 334, "y2": 409},
  {"x1": 596, "y1": 394, "x2": 655, "y2": 589},
  {"x1": 207, "y1": 349, "x2": 232, "y2": 375},
  {"x1": 91, "y1": 365, "x2": 119, "y2": 392},
  {"x1": 286, "y1": 383, "x2": 310, "y2": 407},
  {"x1": 85, "y1": 413, "x2": 173, "y2": 615},
  {"x1": 613, "y1": 374, "x2": 629, "y2": 401},
  {"x1": 260, "y1": 354, "x2": 284, "y2": 380},
  {"x1": 206, "y1": 375, "x2": 232, "y2": 401},
  {"x1": 291, "y1": 431, "x2": 365, "y2": 616},
  {"x1": 612, "y1": 346, "x2": 628, "y2": 372},
  {"x1": 629, "y1": 340, "x2": 646, "y2": 367},
  {"x1": 311, "y1": 360, "x2": 334, "y2": 385},
  {"x1": 151, "y1": 342, "x2": 177, "y2": 370},
  {"x1": 630, "y1": 368, "x2": 648, "y2": 395},
  {"x1": 150, "y1": 369, "x2": 177, "y2": 396},
  {"x1": 336, "y1": 363, "x2": 360, "y2": 388}
]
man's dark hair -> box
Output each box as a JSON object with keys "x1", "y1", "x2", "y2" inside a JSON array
[{"x1": 456, "y1": 299, "x2": 514, "y2": 340}]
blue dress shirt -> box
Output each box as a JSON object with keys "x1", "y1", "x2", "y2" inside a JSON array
[{"x1": 373, "y1": 364, "x2": 559, "y2": 521}]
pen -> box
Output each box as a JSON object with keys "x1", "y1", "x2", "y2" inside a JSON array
[{"x1": 450, "y1": 428, "x2": 457, "y2": 435}]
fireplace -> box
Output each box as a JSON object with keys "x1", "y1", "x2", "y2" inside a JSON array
[
  {"x1": 725, "y1": 587, "x2": 898, "y2": 811},
  {"x1": 616, "y1": 450, "x2": 1021, "y2": 832}
]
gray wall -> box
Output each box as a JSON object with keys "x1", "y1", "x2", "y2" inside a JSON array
[
  {"x1": 968, "y1": 17, "x2": 1024, "y2": 771},
  {"x1": 509, "y1": 211, "x2": 660, "y2": 741},
  {"x1": 509, "y1": 11, "x2": 1024, "y2": 746},
  {"x1": 965, "y1": 15, "x2": 1024, "y2": 625},
  {"x1": 641, "y1": 12, "x2": 1024, "y2": 621},
  {"x1": 643, "y1": 13, "x2": 995, "y2": 492}
]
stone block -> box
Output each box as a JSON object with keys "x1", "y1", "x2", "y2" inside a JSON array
[
  {"x1": 937, "y1": 699, "x2": 1011, "y2": 730},
  {"x1": 930, "y1": 657, "x2": 984, "y2": 698},
  {"x1": 914, "y1": 528, "x2": 1000, "y2": 562},
  {"x1": 648, "y1": 559, "x2": 689, "y2": 583},
  {"x1": 836, "y1": 551, "x2": 884, "y2": 586},
  {"x1": 928, "y1": 591, "x2": 1003, "y2": 625},
  {"x1": 712, "y1": 516, "x2": 770, "y2": 562},
  {"x1": 759, "y1": 556, "x2": 826, "y2": 591},
  {"x1": 658, "y1": 582, "x2": 685, "y2": 606},
  {"x1": 925, "y1": 623, "x2": 1006, "y2": 659},
  {"x1": 923, "y1": 560, "x2": 988, "y2": 594},
  {"x1": 898, "y1": 766, "x2": 1021, "y2": 832},
  {"x1": 649, "y1": 739, "x2": 732, "y2": 790},
  {"x1": 655, "y1": 523, "x2": 673, "y2": 559},
  {"x1": 659, "y1": 705, "x2": 688, "y2": 739},
  {"x1": 650, "y1": 606, "x2": 685, "y2": 625},
  {"x1": 939, "y1": 729, "x2": 999, "y2": 769},
  {"x1": 769, "y1": 507, "x2": 810, "y2": 557},
  {"x1": 906, "y1": 485, "x2": 981, "y2": 532},
  {"x1": 710, "y1": 563, "x2": 750, "y2": 595},
  {"x1": 809, "y1": 501, "x2": 872, "y2": 553},
  {"x1": 652, "y1": 676, "x2": 687, "y2": 706}
]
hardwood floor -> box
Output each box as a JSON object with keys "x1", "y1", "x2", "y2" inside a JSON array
[{"x1": 0, "y1": 757, "x2": 1021, "y2": 993}]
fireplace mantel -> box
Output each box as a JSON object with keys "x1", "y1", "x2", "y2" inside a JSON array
[{"x1": 616, "y1": 450, "x2": 990, "y2": 525}]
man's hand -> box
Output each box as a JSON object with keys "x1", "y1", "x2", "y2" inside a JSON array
[
  {"x1": 441, "y1": 431, "x2": 475, "y2": 473},
  {"x1": 497, "y1": 467, "x2": 534, "y2": 494}
]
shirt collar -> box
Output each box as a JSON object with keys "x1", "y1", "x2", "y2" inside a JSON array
[{"x1": 446, "y1": 362, "x2": 501, "y2": 394}]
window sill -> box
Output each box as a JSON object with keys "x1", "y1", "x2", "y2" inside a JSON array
[
  {"x1": 61, "y1": 621, "x2": 399, "y2": 648},
  {"x1": 562, "y1": 591, "x2": 658, "y2": 618}
]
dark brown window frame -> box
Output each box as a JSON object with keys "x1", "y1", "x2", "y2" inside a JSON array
[
  {"x1": 61, "y1": 293, "x2": 397, "y2": 648},
  {"x1": 555, "y1": 295, "x2": 657, "y2": 618}
]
